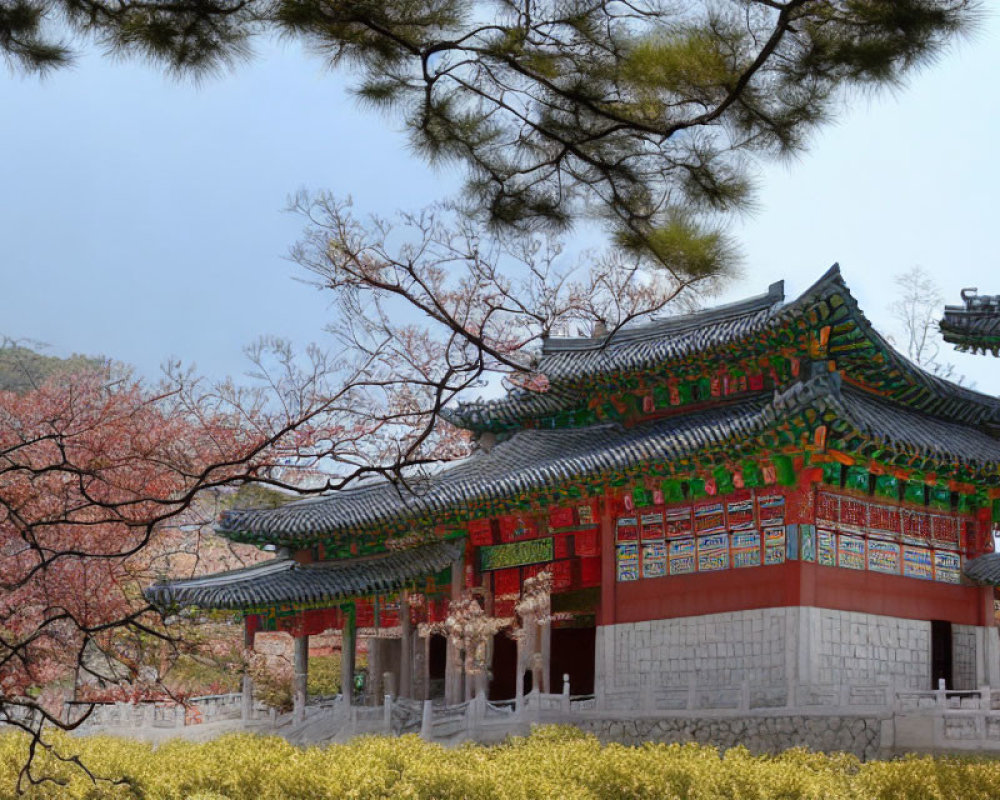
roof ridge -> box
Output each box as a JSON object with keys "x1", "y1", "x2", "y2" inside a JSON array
[{"x1": 541, "y1": 279, "x2": 784, "y2": 355}]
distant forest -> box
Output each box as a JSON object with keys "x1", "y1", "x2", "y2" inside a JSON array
[{"x1": 0, "y1": 344, "x2": 108, "y2": 393}]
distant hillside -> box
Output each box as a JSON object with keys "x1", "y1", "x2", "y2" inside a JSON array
[{"x1": 0, "y1": 344, "x2": 108, "y2": 393}]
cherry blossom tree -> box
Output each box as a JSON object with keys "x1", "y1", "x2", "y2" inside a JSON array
[{"x1": 2, "y1": 203, "x2": 695, "y2": 787}]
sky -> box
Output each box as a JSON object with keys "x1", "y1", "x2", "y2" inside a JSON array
[{"x1": 2, "y1": 13, "x2": 1000, "y2": 396}]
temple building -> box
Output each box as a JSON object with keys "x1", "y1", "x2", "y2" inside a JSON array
[
  {"x1": 941, "y1": 288, "x2": 1000, "y2": 356},
  {"x1": 147, "y1": 265, "x2": 1000, "y2": 720}
]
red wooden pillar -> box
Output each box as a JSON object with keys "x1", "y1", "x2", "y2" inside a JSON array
[
  {"x1": 598, "y1": 492, "x2": 616, "y2": 627},
  {"x1": 241, "y1": 617, "x2": 256, "y2": 722}
]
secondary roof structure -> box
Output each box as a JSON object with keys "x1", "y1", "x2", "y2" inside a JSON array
[
  {"x1": 941, "y1": 288, "x2": 1000, "y2": 356},
  {"x1": 146, "y1": 540, "x2": 462, "y2": 612}
]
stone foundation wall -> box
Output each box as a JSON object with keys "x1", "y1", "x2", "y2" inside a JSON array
[
  {"x1": 595, "y1": 606, "x2": 955, "y2": 708},
  {"x1": 952, "y1": 625, "x2": 978, "y2": 690},
  {"x1": 596, "y1": 608, "x2": 791, "y2": 694},
  {"x1": 575, "y1": 715, "x2": 885, "y2": 760},
  {"x1": 811, "y1": 608, "x2": 930, "y2": 690}
]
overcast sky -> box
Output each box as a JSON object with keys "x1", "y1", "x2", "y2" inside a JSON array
[{"x1": 3, "y1": 13, "x2": 999, "y2": 395}]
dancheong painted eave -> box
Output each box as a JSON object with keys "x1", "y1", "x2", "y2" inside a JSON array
[
  {"x1": 444, "y1": 265, "x2": 1000, "y2": 432},
  {"x1": 216, "y1": 372, "x2": 1000, "y2": 548},
  {"x1": 144, "y1": 540, "x2": 462, "y2": 612}
]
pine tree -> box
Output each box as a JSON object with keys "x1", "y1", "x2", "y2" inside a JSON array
[{"x1": 3, "y1": 0, "x2": 977, "y2": 279}]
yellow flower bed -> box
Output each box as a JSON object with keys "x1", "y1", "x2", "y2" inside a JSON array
[{"x1": 2, "y1": 725, "x2": 1000, "y2": 799}]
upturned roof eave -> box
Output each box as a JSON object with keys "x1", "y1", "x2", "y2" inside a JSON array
[
  {"x1": 446, "y1": 264, "x2": 1000, "y2": 432},
  {"x1": 144, "y1": 539, "x2": 463, "y2": 613}
]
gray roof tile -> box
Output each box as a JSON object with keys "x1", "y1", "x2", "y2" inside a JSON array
[
  {"x1": 218, "y1": 375, "x2": 1000, "y2": 544},
  {"x1": 445, "y1": 266, "x2": 1000, "y2": 430},
  {"x1": 145, "y1": 540, "x2": 462, "y2": 611},
  {"x1": 963, "y1": 552, "x2": 1000, "y2": 584}
]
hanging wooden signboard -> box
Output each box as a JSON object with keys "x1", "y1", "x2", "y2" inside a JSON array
[
  {"x1": 934, "y1": 551, "x2": 961, "y2": 583},
  {"x1": 641, "y1": 541, "x2": 667, "y2": 578},
  {"x1": 616, "y1": 542, "x2": 639, "y2": 582},
  {"x1": 665, "y1": 506, "x2": 693, "y2": 538},
  {"x1": 903, "y1": 546, "x2": 933, "y2": 580},
  {"x1": 731, "y1": 529, "x2": 761, "y2": 568},
  {"x1": 616, "y1": 516, "x2": 639, "y2": 543},
  {"x1": 817, "y1": 529, "x2": 837, "y2": 567},
  {"x1": 867, "y1": 540, "x2": 901, "y2": 574},
  {"x1": 763, "y1": 527, "x2": 786, "y2": 565},
  {"x1": 480, "y1": 537, "x2": 555, "y2": 571},
  {"x1": 668, "y1": 538, "x2": 695, "y2": 575},
  {"x1": 694, "y1": 502, "x2": 725, "y2": 534},
  {"x1": 838, "y1": 534, "x2": 866, "y2": 570}
]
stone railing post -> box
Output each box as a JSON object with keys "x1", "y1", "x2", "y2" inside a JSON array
[
  {"x1": 515, "y1": 669, "x2": 525, "y2": 720},
  {"x1": 979, "y1": 685, "x2": 991, "y2": 711},
  {"x1": 975, "y1": 707, "x2": 987, "y2": 741},
  {"x1": 293, "y1": 634, "x2": 309, "y2": 723},
  {"x1": 466, "y1": 693, "x2": 478, "y2": 733},
  {"x1": 420, "y1": 699, "x2": 433, "y2": 739},
  {"x1": 384, "y1": 694, "x2": 393, "y2": 732},
  {"x1": 936, "y1": 677, "x2": 947, "y2": 710},
  {"x1": 562, "y1": 674, "x2": 571, "y2": 714}
]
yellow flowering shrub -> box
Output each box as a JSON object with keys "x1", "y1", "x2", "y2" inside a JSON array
[{"x1": 1, "y1": 725, "x2": 1000, "y2": 799}]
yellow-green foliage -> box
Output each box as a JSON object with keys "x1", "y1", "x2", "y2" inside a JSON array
[
  {"x1": 3, "y1": 726, "x2": 1000, "y2": 799},
  {"x1": 307, "y1": 652, "x2": 368, "y2": 697}
]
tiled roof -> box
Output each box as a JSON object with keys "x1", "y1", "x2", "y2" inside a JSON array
[
  {"x1": 962, "y1": 552, "x2": 1000, "y2": 584},
  {"x1": 220, "y1": 397, "x2": 772, "y2": 543},
  {"x1": 217, "y1": 374, "x2": 1000, "y2": 545},
  {"x1": 445, "y1": 266, "x2": 1000, "y2": 430},
  {"x1": 794, "y1": 271, "x2": 1000, "y2": 426},
  {"x1": 839, "y1": 389, "x2": 1000, "y2": 466},
  {"x1": 443, "y1": 281, "x2": 784, "y2": 430},
  {"x1": 941, "y1": 293, "x2": 1000, "y2": 356},
  {"x1": 144, "y1": 540, "x2": 462, "y2": 611},
  {"x1": 536, "y1": 281, "x2": 785, "y2": 380}
]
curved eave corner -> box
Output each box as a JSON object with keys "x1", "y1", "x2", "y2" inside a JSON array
[
  {"x1": 963, "y1": 552, "x2": 1000, "y2": 585},
  {"x1": 144, "y1": 540, "x2": 463, "y2": 614}
]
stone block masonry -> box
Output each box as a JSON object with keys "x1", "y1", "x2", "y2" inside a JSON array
[
  {"x1": 952, "y1": 625, "x2": 977, "y2": 690},
  {"x1": 594, "y1": 606, "x2": 976, "y2": 711},
  {"x1": 597, "y1": 608, "x2": 789, "y2": 694},
  {"x1": 811, "y1": 609, "x2": 929, "y2": 690}
]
